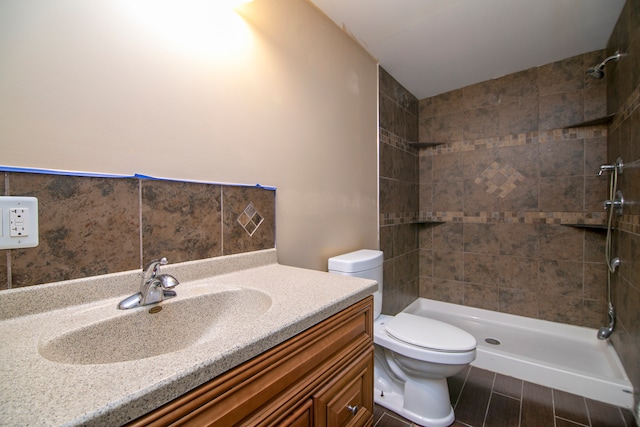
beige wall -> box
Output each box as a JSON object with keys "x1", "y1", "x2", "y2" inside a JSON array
[{"x1": 0, "y1": 0, "x2": 379, "y2": 271}]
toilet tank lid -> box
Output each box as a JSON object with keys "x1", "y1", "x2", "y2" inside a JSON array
[
  {"x1": 328, "y1": 250, "x2": 383, "y2": 273},
  {"x1": 385, "y1": 313, "x2": 476, "y2": 352}
]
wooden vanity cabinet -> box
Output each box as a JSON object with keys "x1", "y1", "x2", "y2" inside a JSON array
[{"x1": 127, "y1": 296, "x2": 374, "y2": 427}]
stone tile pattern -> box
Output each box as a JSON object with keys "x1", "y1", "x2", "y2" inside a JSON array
[
  {"x1": 373, "y1": 366, "x2": 636, "y2": 427},
  {"x1": 379, "y1": 67, "x2": 420, "y2": 315},
  {"x1": 0, "y1": 173, "x2": 275, "y2": 288},
  {"x1": 607, "y1": 0, "x2": 640, "y2": 416},
  {"x1": 416, "y1": 50, "x2": 612, "y2": 329}
]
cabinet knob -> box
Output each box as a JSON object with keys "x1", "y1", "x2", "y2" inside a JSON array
[{"x1": 347, "y1": 405, "x2": 358, "y2": 415}]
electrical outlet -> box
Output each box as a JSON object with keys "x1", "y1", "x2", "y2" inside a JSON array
[{"x1": 0, "y1": 197, "x2": 39, "y2": 249}]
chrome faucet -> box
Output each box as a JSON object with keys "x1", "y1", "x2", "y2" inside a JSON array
[{"x1": 118, "y1": 257, "x2": 180, "y2": 309}]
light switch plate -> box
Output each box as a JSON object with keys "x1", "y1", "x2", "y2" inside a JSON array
[{"x1": 0, "y1": 196, "x2": 39, "y2": 249}]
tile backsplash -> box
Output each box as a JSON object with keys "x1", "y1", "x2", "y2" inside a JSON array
[{"x1": 1, "y1": 172, "x2": 275, "y2": 289}]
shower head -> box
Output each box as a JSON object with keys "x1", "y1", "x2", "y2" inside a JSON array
[
  {"x1": 586, "y1": 51, "x2": 626, "y2": 79},
  {"x1": 586, "y1": 65, "x2": 605, "y2": 79}
]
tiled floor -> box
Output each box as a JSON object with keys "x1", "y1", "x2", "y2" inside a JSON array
[{"x1": 373, "y1": 366, "x2": 638, "y2": 427}]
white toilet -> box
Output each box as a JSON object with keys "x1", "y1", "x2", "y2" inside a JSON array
[{"x1": 329, "y1": 250, "x2": 476, "y2": 427}]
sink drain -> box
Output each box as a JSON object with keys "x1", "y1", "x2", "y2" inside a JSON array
[{"x1": 485, "y1": 338, "x2": 501, "y2": 345}]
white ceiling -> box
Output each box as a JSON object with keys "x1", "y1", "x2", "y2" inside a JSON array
[{"x1": 308, "y1": 0, "x2": 626, "y2": 99}]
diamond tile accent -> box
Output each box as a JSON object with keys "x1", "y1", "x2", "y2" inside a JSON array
[
  {"x1": 237, "y1": 202, "x2": 264, "y2": 236},
  {"x1": 475, "y1": 161, "x2": 525, "y2": 198}
]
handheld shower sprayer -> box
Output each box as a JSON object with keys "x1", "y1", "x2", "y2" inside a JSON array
[
  {"x1": 597, "y1": 158, "x2": 624, "y2": 340},
  {"x1": 587, "y1": 50, "x2": 626, "y2": 79}
]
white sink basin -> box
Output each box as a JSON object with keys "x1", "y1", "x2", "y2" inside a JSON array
[{"x1": 38, "y1": 287, "x2": 272, "y2": 365}]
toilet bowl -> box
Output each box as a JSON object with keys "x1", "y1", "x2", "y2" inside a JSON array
[{"x1": 329, "y1": 250, "x2": 477, "y2": 427}]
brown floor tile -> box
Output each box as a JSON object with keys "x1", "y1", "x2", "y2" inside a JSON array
[
  {"x1": 375, "y1": 411, "x2": 413, "y2": 427},
  {"x1": 521, "y1": 381, "x2": 554, "y2": 427},
  {"x1": 493, "y1": 374, "x2": 523, "y2": 400},
  {"x1": 622, "y1": 409, "x2": 639, "y2": 427},
  {"x1": 554, "y1": 389, "x2": 590, "y2": 425},
  {"x1": 586, "y1": 398, "x2": 628, "y2": 427},
  {"x1": 484, "y1": 393, "x2": 521, "y2": 427},
  {"x1": 449, "y1": 365, "x2": 470, "y2": 407},
  {"x1": 376, "y1": 369, "x2": 636, "y2": 427},
  {"x1": 454, "y1": 368, "x2": 494, "y2": 426},
  {"x1": 555, "y1": 417, "x2": 589, "y2": 426},
  {"x1": 374, "y1": 404, "x2": 386, "y2": 424}
]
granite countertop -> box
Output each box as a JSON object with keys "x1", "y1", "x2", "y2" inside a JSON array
[{"x1": 0, "y1": 249, "x2": 377, "y2": 426}]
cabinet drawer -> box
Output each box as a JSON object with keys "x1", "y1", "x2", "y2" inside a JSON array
[
  {"x1": 280, "y1": 399, "x2": 313, "y2": 427},
  {"x1": 314, "y1": 348, "x2": 374, "y2": 427}
]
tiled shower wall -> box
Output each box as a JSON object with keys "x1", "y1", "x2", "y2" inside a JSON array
[
  {"x1": 0, "y1": 172, "x2": 275, "y2": 289},
  {"x1": 417, "y1": 50, "x2": 611, "y2": 328},
  {"x1": 608, "y1": 0, "x2": 640, "y2": 413},
  {"x1": 379, "y1": 67, "x2": 420, "y2": 315}
]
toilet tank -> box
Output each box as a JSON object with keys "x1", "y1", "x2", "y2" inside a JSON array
[{"x1": 328, "y1": 250, "x2": 383, "y2": 318}]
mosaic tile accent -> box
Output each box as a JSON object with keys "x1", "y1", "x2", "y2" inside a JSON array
[
  {"x1": 381, "y1": 212, "x2": 420, "y2": 226},
  {"x1": 418, "y1": 126, "x2": 607, "y2": 156},
  {"x1": 237, "y1": 202, "x2": 264, "y2": 237},
  {"x1": 475, "y1": 161, "x2": 525, "y2": 198},
  {"x1": 379, "y1": 128, "x2": 419, "y2": 153},
  {"x1": 619, "y1": 214, "x2": 640, "y2": 235},
  {"x1": 417, "y1": 211, "x2": 607, "y2": 226}
]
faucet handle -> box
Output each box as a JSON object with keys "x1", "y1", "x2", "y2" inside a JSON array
[
  {"x1": 144, "y1": 257, "x2": 169, "y2": 278},
  {"x1": 158, "y1": 274, "x2": 179, "y2": 289},
  {"x1": 158, "y1": 274, "x2": 179, "y2": 301}
]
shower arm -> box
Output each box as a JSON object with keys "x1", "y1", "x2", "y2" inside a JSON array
[{"x1": 599, "y1": 52, "x2": 625, "y2": 68}]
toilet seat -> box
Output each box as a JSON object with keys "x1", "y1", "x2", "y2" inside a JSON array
[
  {"x1": 385, "y1": 313, "x2": 476, "y2": 352},
  {"x1": 374, "y1": 315, "x2": 476, "y2": 365}
]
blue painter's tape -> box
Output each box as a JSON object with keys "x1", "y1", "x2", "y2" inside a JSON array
[
  {"x1": 0, "y1": 165, "x2": 133, "y2": 178},
  {"x1": 0, "y1": 166, "x2": 276, "y2": 190}
]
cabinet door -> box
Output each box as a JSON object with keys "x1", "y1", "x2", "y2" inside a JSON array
[{"x1": 313, "y1": 348, "x2": 373, "y2": 427}]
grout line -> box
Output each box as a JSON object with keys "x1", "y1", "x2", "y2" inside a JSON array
[
  {"x1": 555, "y1": 415, "x2": 589, "y2": 427},
  {"x1": 518, "y1": 380, "x2": 524, "y2": 427},
  {"x1": 453, "y1": 367, "x2": 472, "y2": 409},
  {"x1": 481, "y1": 372, "x2": 498, "y2": 427},
  {"x1": 583, "y1": 396, "x2": 592, "y2": 427},
  {"x1": 138, "y1": 180, "x2": 143, "y2": 268},
  {"x1": 552, "y1": 389, "x2": 557, "y2": 427},
  {"x1": 381, "y1": 412, "x2": 411, "y2": 426},
  {"x1": 492, "y1": 390, "x2": 522, "y2": 400},
  {"x1": 220, "y1": 186, "x2": 224, "y2": 255}
]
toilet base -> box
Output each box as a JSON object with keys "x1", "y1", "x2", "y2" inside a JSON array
[{"x1": 374, "y1": 354, "x2": 455, "y2": 427}]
